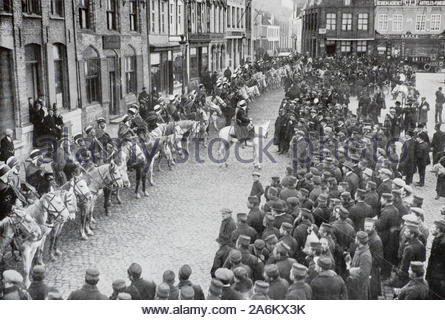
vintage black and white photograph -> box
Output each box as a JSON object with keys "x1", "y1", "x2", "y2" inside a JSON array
[{"x1": 0, "y1": 0, "x2": 445, "y2": 304}]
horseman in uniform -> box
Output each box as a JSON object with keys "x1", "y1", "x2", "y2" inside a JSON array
[
  {"x1": 25, "y1": 149, "x2": 46, "y2": 190},
  {"x1": 234, "y1": 100, "x2": 253, "y2": 144}
]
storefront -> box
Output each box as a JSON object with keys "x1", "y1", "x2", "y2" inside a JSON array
[
  {"x1": 150, "y1": 45, "x2": 184, "y2": 96},
  {"x1": 188, "y1": 33, "x2": 211, "y2": 87}
]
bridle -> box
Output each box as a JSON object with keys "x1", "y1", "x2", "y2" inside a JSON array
[
  {"x1": 42, "y1": 193, "x2": 68, "y2": 226},
  {"x1": 94, "y1": 163, "x2": 122, "y2": 191},
  {"x1": 72, "y1": 177, "x2": 91, "y2": 204}
]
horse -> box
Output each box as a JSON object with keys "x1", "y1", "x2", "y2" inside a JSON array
[
  {"x1": 46, "y1": 187, "x2": 77, "y2": 260},
  {"x1": 392, "y1": 83, "x2": 409, "y2": 106},
  {"x1": 70, "y1": 175, "x2": 94, "y2": 240},
  {"x1": 217, "y1": 121, "x2": 271, "y2": 169},
  {"x1": 148, "y1": 123, "x2": 180, "y2": 171},
  {"x1": 175, "y1": 120, "x2": 200, "y2": 156}
]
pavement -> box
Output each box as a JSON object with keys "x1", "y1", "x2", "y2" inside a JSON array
[{"x1": 4, "y1": 72, "x2": 445, "y2": 299}]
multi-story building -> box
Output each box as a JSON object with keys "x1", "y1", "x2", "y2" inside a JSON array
[
  {"x1": 301, "y1": 0, "x2": 375, "y2": 56},
  {"x1": 226, "y1": 0, "x2": 246, "y2": 69},
  {"x1": 253, "y1": 10, "x2": 281, "y2": 59},
  {"x1": 244, "y1": 0, "x2": 253, "y2": 62},
  {"x1": 375, "y1": 0, "x2": 445, "y2": 62},
  {"x1": 289, "y1": 1, "x2": 303, "y2": 52},
  {"x1": 279, "y1": 19, "x2": 292, "y2": 52},
  {"x1": 148, "y1": 0, "x2": 185, "y2": 96},
  {"x1": 208, "y1": 0, "x2": 227, "y2": 73},
  {"x1": 75, "y1": 0, "x2": 149, "y2": 124},
  {"x1": 0, "y1": 0, "x2": 80, "y2": 159}
]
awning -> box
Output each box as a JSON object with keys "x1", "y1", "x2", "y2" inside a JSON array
[{"x1": 326, "y1": 38, "x2": 375, "y2": 41}]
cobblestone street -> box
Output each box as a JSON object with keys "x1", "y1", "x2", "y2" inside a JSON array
[{"x1": 24, "y1": 89, "x2": 288, "y2": 297}]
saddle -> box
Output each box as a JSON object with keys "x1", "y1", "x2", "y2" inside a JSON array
[{"x1": 10, "y1": 209, "x2": 42, "y2": 242}]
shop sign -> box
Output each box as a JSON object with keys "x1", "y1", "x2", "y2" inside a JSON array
[
  {"x1": 376, "y1": 0, "x2": 402, "y2": 5},
  {"x1": 103, "y1": 35, "x2": 121, "y2": 49},
  {"x1": 418, "y1": 1, "x2": 445, "y2": 5}
]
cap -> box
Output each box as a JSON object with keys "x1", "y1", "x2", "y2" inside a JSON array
[
  {"x1": 180, "y1": 286, "x2": 195, "y2": 300},
  {"x1": 381, "y1": 193, "x2": 393, "y2": 201},
  {"x1": 2, "y1": 270, "x2": 23, "y2": 284},
  {"x1": 391, "y1": 189, "x2": 402, "y2": 197},
  {"x1": 363, "y1": 168, "x2": 373, "y2": 177},
  {"x1": 254, "y1": 280, "x2": 269, "y2": 293},
  {"x1": 367, "y1": 181, "x2": 377, "y2": 189},
  {"x1": 31, "y1": 265, "x2": 46, "y2": 279},
  {"x1": 317, "y1": 257, "x2": 332, "y2": 270},
  {"x1": 410, "y1": 207, "x2": 425, "y2": 218},
  {"x1": 248, "y1": 196, "x2": 260, "y2": 204},
  {"x1": 220, "y1": 208, "x2": 233, "y2": 214},
  {"x1": 341, "y1": 191, "x2": 351, "y2": 199},
  {"x1": 209, "y1": 279, "x2": 224, "y2": 295},
  {"x1": 379, "y1": 168, "x2": 392, "y2": 177},
  {"x1": 162, "y1": 270, "x2": 175, "y2": 283},
  {"x1": 309, "y1": 241, "x2": 322, "y2": 250},
  {"x1": 117, "y1": 292, "x2": 132, "y2": 300},
  {"x1": 237, "y1": 235, "x2": 251, "y2": 246},
  {"x1": 29, "y1": 149, "x2": 41, "y2": 160},
  {"x1": 0, "y1": 164, "x2": 10, "y2": 178},
  {"x1": 237, "y1": 212, "x2": 248, "y2": 222},
  {"x1": 292, "y1": 263, "x2": 308, "y2": 277},
  {"x1": 112, "y1": 279, "x2": 127, "y2": 291},
  {"x1": 96, "y1": 117, "x2": 106, "y2": 124},
  {"x1": 281, "y1": 222, "x2": 293, "y2": 232},
  {"x1": 264, "y1": 234, "x2": 278, "y2": 243},
  {"x1": 356, "y1": 231, "x2": 369, "y2": 244},
  {"x1": 156, "y1": 282, "x2": 170, "y2": 299},
  {"x1": 128, "y1": 263, "x2": 142, "y2": 276},
  {"x1": 252, "y1": 171, "x2": 261, "y2": 177},
  {"x1": 276, "y1": 241, "x2": 291, "y2": 254},
  {"x1": 254, "y1": 239, "x2": 265, "y2": 250},
  {"x1": 215, "y1": 268, "x2": 234, "y2": 283},
  {"x1": 233, "y1": 266, "x2": 248, "y2": 278},
  {"x1": 287, "y1": 197, "x2": 299, "y2": 206},
  {"x1": 179, "y1": 264, "x2": 192, "y2": 279},
  {"x1": 128, "y1": 107, "x2": 137, "y2": 115},
  {"x1": 84, "y1": 125, "x2": 94, "y2": 135},
  {"x1": 264, "y1": 264, "x2": 280, "y2": 278},
  {"x1": 320, "y1": 222, "x2": 333, "y2": 231},
  {"x1": 271, "y1": 202, "x2": 285, "y2": 213},
  {"x1": 364, "y1": 217, "x2": 376, "y2": 224},
  {"x1": 229, "y1": 249, "x2": 242, "y2": 263},
  {"x1": 85, "y1": 268, "x2": 100, "y2": 281},
  {"x1": 6, "y1": 156, "x2": 18, "y2": 169},
  {"x1": 393, "y1": 178, "x2": 406, "y2": 188},
  {"x1": 356, "y1": 189, "x2": 366, "y2": 197},
  {"x1": 410, "y1": 261, "x2": 425, "y2": 274},
  {"x1": 300, "y1": 188, "x2": 309, "y2": 195},
  {"x1": 412, "y1": 195, "x2": 424, "y2": 204}
]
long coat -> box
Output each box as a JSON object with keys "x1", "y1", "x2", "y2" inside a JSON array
[
  {"x1": 398, "y1": 278, "x2": 429, "y2": 300},
  {"x1": 68, "y1": 284, "x2": 108, "y2": 300},
  {"x1": 347, "y1": 245, "x2": 372, "y2": 300},
  {"x1": 426, "y1": 233, "x2": 445, "y2": 299},
  {"x1": 285, "y1": 281, "x2": 312, "y2": 300},
  {"x1": 368, "y1": 230, "x2": 384, "y2": 299},
  {"x1": 375, "y1": 204, "x2": 400, "y2": 268},
  {"x1": 268, "y1": 277, "x2": 290, "y2": 300},
  {"x1": 398, "y1": 138, "x2": 416, "y2": 177}
]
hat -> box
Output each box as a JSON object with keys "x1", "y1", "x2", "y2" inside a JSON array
[
  {"x1": 237, "y1": 100, "x2": 247, "y2": 107},
  {"x1": 237, "y1": 212, "x2": 248, "y2": 222},
  {"x1": 338, "y1": 206, "x2": 349, "y2": 217},
  {"x1": 209, "y1": 279, "x2": 224, "y2": 295},
  {"x1": 254, "y1": 280, "x2": 269, "y2": 293},
  {"x1": 405, "y1": 220, "x2": 420, "y2": 232},
  {"x1": 252, "y1": 171, "x2": 261, "y2": 177},
  {"x1": 0, "y1": 164, "x2": 10, "y2": 178},
  {"x1": 320, "y1": 222, "x2": 333, "y2": 231},
  {"x1": 237, "y1": 234, "x2": 251, "y2": 246},
  {"x1": 363, "y1": 168, "x2": 373, "y2": 177},
  {"x1": 112, "y1": 279, "x2": 127, "y2": 291},
  {"x1": 264, "y1": 234, "x2": 278, "y2": 243},
  {"x1": 364, "y1": 217, "x2": 376, "y2": 224},
  {"x1": 85, "y1": 268, "x2": 100, "y2": 281},
  {"x1": 264, "y1": 213, "x2": 275, "y2": 222},
  {"x1": 341, "y1": 191, "x2": 351, "y2": 199},
  {"x1": 248, "y1": 196, "x2": 260, "y2": 204},
  {"x1": 410, "y1": 207, "x2": 425, "y2": 218},
  {"x1": 312, "y1": 176, "x2": 321, "y2": 185},
  {"x1": 356, "y1": 188, "x2": 366, "y2": 197},
  {"x1": 379, "y1": 168, "x2": 392, "y2": 177},
  {"x1": 29, "y1": 149, "x2": 41, "y2": 160},
  {"x1": 343, "y1": 162, "x2": 354, "y2": 171},
  {"x1": 271, "y1": 202, "x2": 285, "y2": 213},
  {"x1": 406, "y1": 128, "x2": 415, "y2": 137},
  {"x1": 272, "y1": 176, "x2": 280, "y2": 181},
  {"x1": 292, "y1": 263, "x2": 308, "y2": 277},
  {"x1": 229, "y1": 250, "x2": 242, "y2": 263},
  {"x1": 281, "y1": 222, "x2": 293, "y2": 231},
  {"x1": 402, "y1": 214, "x2": 418, "y2": 224},
  {"x1": 128, "y1": 107, "x2": 137, "y2": 115},
  {"x1": 254, "y1": 239, "x2": 265, "y2": 250},
  {"x1": 220, "y1": 208, "x2": 233, "y2": 214},
  {"x1": 381, "y1": 193, "x2": 393, "y2": 201},
  {"x1": 300, "y1": 208, "x2": 313, "y2": 219},
  {"x1": 287, "y1": 197, "x2": 299, "y2": 206},
  {"x1": 156, "y1": 283, "x2": 170, "y2": 299},
  {"x1": 367, "y1": 181, "x2": 377, "y2": 189},
  {"x1": 317, "y1": 257, "x2": 332, "y2": 270},
  {"x1": 309, "y1": 241, "x2": 322, "y2": 250},
  {"x1": 412, "y1": 195, "x2": 424, "y2": 204},
  {"x1": 96, "y1": 117, "x2": 106, "y2": 124},
  {"x1": 179, "y1": 264, "x2": 192, "y2": 279},
  {"x1": 154, "y1": 105, "x2": 162, "y2": 112},
  {"x1": 276, "y1": 241, "x2": 291, "y2": 254},
  {"x1": 215, "y1": 268, "x2": 234, "y2": 283},
  {"x1": 393, "y1": 178, "x2": 406, "y2": 188},
  {"x1": 233, "y1": 266, "x2": 248, "y2": 278},
  {"x1": 264, "y1": 264, "x2": 280, "y2": 278},
  {"x1": 391, "y1": 189, "x2": 402, "y2": 197},
  {"x1": 410, "y1": 261, "x2": 424, "y2": 275},
  {"x1": 84, "y1": 125, "x2": 94, "y2": 135},
  {"x1": 356, "y1": 231, "x2": 369, "y2": 244},
  {"x1": 163, "y1": 270, "x2": 175, "y2": 283},
  {"x1": 2, "y1": 270, "x2": 23, "y2": 284},
  {"x1": 31, "y1": 265, "x2": 46, "y2": 279},
  {"x1": 300, "y1": 188, "x2": 309, "y2": 195},
  {"x1": 128, "y1": 263, "x2": 142, "y2": 276},
  {"x1": 180, "y1": 286, "x2": 195, "y2": 300},
  {"x1": 6, "y1": 156, "x2": 18, "y2": 169},
  {"x1": 117, "y1": 292, "x2": 132, "y2": 300}
]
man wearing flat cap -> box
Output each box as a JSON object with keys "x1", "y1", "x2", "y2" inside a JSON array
[
  {"x1": 264, "y1": 264, "x2": 289, "y2": 300},
  {"x1": 377, "y1": 168, "x2": 393, "y2": 199},
  {"x1": 207, "y1": 279, "x2": 223, "y2": 300},
  {"x1": 375, "y1": 193, "x2": 400, "y2": 280},
  {"x1": 286, "y1": 263, "x2": 312, "y2": 300},
  {"x1": 27, "y1": 265, "x2": 53, "y2": 300},
  {"x1": 68, "y1": 268, "x2": 108, "y2": 300},
  {"x1": 332, "y1": 206, "x2": 356, "y2": 279},
  {"x1": 109, "y1": 279, "x2": 141, "y2": 300},
  {"x1": 345, "y1": 231, "x2": 372, "y2": 299},
  {"x1": 310, "y1": 257, "x2": 348, "y2": 300},
  {"x1": 231, "y1": 213, "x2": 258, "y2": 245},
  {"x1": 426, "y1": 220, "x2": 445, "y2": 299},
  {"x1": 390, "y1": 220, "x2": 426, "y2": 288},
  {"x1": 349, "y1": 189, "x2": 373, "y2": 231},
  {"x1": 279, "y1": 176, "x2": 299, "y2": 202},
  {"x1": 395, "y1": 261, "x2": 429, "y2": 300},
  {"x1": 247, "y1": 196, "x2": 265, "y2": 234},
  {"x1": 269, "y1": 242, "x2": 296, "y2": 283},
  {"x1": 251, "y1": 280, "x2": 270, "y2": 300},
  {"x1": 215, "y1": 268, "x2": 242, "y2": 300},
  {"x1": 1, "y1": 269, "x2": 31, "y2": 300},
  {"x1": 127, "y1": 262, "x2": 157, "y2": 300}
]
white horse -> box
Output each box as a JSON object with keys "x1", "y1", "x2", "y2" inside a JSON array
[
  {"x1": 217, "y1": 121, "x2": 271, "y2": 169},
  {"x1": 392, "y1": 83, "x2": 409, "y2": 106}
]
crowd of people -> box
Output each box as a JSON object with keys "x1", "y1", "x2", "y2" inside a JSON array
[{"x1": 1, "y1": 54, "x2": 445, "y2": 300}]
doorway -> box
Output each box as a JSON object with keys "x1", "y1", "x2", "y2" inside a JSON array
[{"x1": 108, "y1": 71, "x2": 118, "y2": 115}]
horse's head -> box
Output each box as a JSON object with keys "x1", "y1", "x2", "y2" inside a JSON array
[
  {"x1": 111, "y1": 158, "x2": 130, "y2": 189},
  {"x1": 59, "y1": 189, "x2": 77, "y2": 219},
  {"x1": 41, "y1": 192, "x2": 71, "y2": 226},
  {"x1": 73, "y1": 177, "x2": 92, "y2": 203}
]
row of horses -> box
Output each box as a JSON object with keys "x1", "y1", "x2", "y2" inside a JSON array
[{"x1": 2, "y1": 68, "x2": 280, "y2": 288}]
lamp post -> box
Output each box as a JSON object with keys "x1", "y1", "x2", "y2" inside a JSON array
[{"x1": 179, "y1": 35, "x2": 187, "y2": 95}]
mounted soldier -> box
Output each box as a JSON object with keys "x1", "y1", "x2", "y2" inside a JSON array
[{"x1": 234, "y1": 100, "x2": 253, "y2": 144}]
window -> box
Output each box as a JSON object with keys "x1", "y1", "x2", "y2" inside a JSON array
[
  {"x1": 79, "y1": 0, "x2": 90, "y2": 29},
  {"x1": 151, "y1": 0, "x2": 158, "y2": 33},
  {"x1": 232, "y1": 6, "x2": 235, "y2": 28},
  {"x1": 1, "y1": 0, "x2": 12, "y2": 13},
  {"x1": 50, "y1": 0, "x2": 63, "y2": 17},
  {"x1": 344, "y1": 0, "x2": 351, "y2": 5},
  {"x1": 404, "y1": 0, "x2": 416, "y2": 5},
  {"x1": 415, "y1": 14, "x2": 426, "y2": 32},
  {"x1": 207, "y1": 4, "x2": 211, "y2": 32},
  {"x1": 25, "y1": 44, "x2": 42, "y2": 102},
  {"x1": 125, "y1": 55, "x2": 137, "y2": 94},
  {"x1": 228, "y1": 5, "x2": 231, "y2": 29},
  {"x1": 129, "y1": 0, "x2": 138, "y2": 31},
  {"x1": 326, "y1": 13, "x2": 336, "y2": 30},
  {"x1": 53, "y1": 44, "x2": 69, "y2": 109},
  {"x1": 197, "y1": 2, "x2": 202, "y2": 32},
  {"x1": 160, "y1": 1, "x2": 166, "y2": 33},
  {"x1": 177, "y1": 2, "x2": 183, "y2": 34},
  {"x1": 341, "y1": 13, "x2": 352, "y2": 31},
  {"x1": 357, "y1": 40, "x2": 367, "y2": 52},
  {"x1": 169, "y1": 1, "x2": 175, "y2": 34},
  {"x1": 0, "y1": 48, "x2": 15, "y2": 131},
  {"x1": 340, "y1": 41, "x2": 351, "y2": 53},
  {"x1": 358, "y1": 13, "x2": 368, "y2": 31},
  {"x1": 85, "y1": 59, "x2": 100, "y2": 103},
  {"x1": 237, "y1": 7, "x2": 240, "y2": 28},
  {"x1": 431, "y1": 14, "x2": 441, "y2": 32},
  {"x1": 378, "y1": 14, "x2": 388, "y2": 31},
  {"x1": 392, "y1": 14, "x2": 403, "y2": 32},
  {"x1": 150, "y1": 53, "x2": 161, "y2": 94},
  {"x1": 106, "y1": 0, "x2": 117, "y2": 30},
  {"x1": 22, "y1": 0, "x2": 41, "y2": 15}
]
